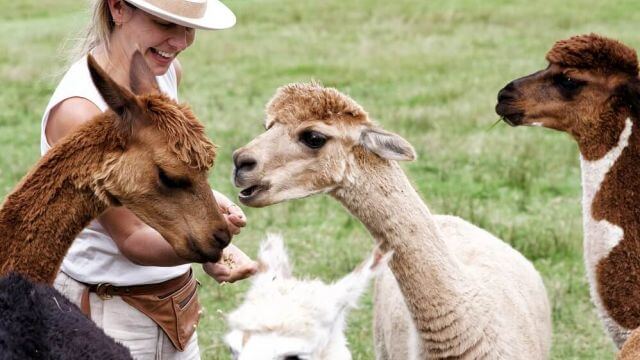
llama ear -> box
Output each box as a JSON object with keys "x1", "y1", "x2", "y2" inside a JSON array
[
  {"x1": 331, "y1": 249, "x2": 393, "y2": 311},
  {"x1": 360, "y1": 128, "x2": 417, "y2": 161},
  {"x1": 129, "y1": 50, "x2": 160, "y2": 95},
  {"x1": 256, "y1": 234, "x2": 292, "y2": 280}
]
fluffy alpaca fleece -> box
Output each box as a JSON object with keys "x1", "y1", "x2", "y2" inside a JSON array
[
  {"x1": 225, "y1": 234, "x2": 390, "y2": 360},
  {"x1": 232, "y1": 83, "x2": 552, "y2": 359},
  {"x1": 371, "y1": 214, "x2": 552, "y2": 360},
  {"x1": 496, "y1": 34, "x2": 640, "y2": 354},
  {"x1": 0, "y1": 52, "x2": 227, "y2": 285},
  {"x1": 0, "y1": 52, "x2": 227, "y2": 359},
  {"x1": 0, "y1": 273, "x2": 131, "y2": 359},
  {"x1": 618, "y1": 328, "x2": 640, "y2": 359}
]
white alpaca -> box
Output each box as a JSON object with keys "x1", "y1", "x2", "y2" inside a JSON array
[
  {"x1": 232, "y1": 83, "x2": 552, "y2": 359},
  {"x1": 225, "y1": 234, "x2": 390, "y2": 360}
]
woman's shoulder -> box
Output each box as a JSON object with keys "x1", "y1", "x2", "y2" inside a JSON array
[
  {"x1": 46, "y1": 97, "x2": 101, "y2": 145},
  {"x1": 43, "y1": 55, "x2": 106, "y2": 146},
  {"x1": 50, "y1": 55, "x2": 107, "y2": 111}
]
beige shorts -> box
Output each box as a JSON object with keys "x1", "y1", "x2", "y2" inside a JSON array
[{"x1": 54, "y1": 271, "x2": 200, "y2": 360}]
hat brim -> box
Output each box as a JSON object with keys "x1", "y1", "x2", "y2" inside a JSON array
[{"x1": 126, "y1": 0, "x2": 236, "y2": 30}]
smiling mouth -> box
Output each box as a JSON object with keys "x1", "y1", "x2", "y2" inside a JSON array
[{"x1": 150, "y1": 47, "x2": 176, "y2": 62}]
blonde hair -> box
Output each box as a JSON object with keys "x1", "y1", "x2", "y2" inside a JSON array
[{"x1": 68, "y1": 0, "x2": 115, "y2": 62}]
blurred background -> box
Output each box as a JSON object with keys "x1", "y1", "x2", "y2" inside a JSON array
[{"x1": 3, "y1": 0, "x2": 640, "y2": 358}]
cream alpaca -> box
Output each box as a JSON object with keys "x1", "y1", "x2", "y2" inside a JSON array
[
  {"x1": 232, "y1": 83, "x2": 552, "y2": 359},
  {"x1": 225, "y1": 234, "x2": 390, "y2": 360}
]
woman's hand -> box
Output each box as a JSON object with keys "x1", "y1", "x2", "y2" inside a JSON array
[
  {"x1": 203, "y1": 244, "x2": 258, "y2": 283},
  {"x1": 213, "y1": 190, "x2": 246, "y2": 235}
]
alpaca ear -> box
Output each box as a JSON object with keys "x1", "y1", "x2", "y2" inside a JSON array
[
  {"x1": 129, "y1": 51, "x2": 160, "y2": 95},
  {"x1": 88, "y1": 54, "x2": 144, "y2": 142},
  {"x1": 360, "y1": 128, "x2": 417, "y2": 161},
  {"x1": 88, "y1": 54, "x2": 138, "y2": 118},
  {"x1": 614, "y1": 78, "x2": 640, "y2": 112},
  {"x1": 331, "y1": 249, "x2": 393, "y2": 311},
  {"x1": 256, "y1": 234, "x2": 292, "y2": 280}
]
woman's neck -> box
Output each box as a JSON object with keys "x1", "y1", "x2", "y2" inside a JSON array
[{"x1": 92, "y1": 43, "x2": 132, "y2": 90}]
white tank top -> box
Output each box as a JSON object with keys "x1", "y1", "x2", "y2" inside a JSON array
[{"x1": 41, "y1": 55, "x2": 191, "y2": 286}]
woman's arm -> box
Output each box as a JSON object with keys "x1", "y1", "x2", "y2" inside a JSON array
[
  {"x1": 46, "y1": 97, "x2": 101, "y2": 144},
  {"x1": 98, "y1": 207, "x2": 189, "y2": 266}
]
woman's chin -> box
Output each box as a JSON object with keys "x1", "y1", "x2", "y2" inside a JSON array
[{"x1": 144, "y1": 53, "x2": 173, "y2": 75}]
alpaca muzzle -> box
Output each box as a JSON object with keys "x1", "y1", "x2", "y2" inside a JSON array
[{"x1": 496, "y1": 84, "x2": 525, "y2": 126}]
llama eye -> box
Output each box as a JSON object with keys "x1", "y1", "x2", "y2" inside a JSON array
[
  {"x1": 299, "y1": 130, "x2": 328, "y2": 149},
  {"x1": 158, "y1": 168, "x2": 191, "y2": 189}
]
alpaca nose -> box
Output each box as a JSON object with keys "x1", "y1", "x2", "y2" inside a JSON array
[
  {"x1": 497, "y1": 81, "x2": 517, "y2": 102},
  {"x1": 213, "y1": 229, "x2": 231, "y2": 248},
  {"x1": 233, "y1": 151, "x2": 257, "y2": 175}
]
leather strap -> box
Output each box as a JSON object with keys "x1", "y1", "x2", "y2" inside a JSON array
[{"x1": 79, "y1": 271, "x2": 192, "y2": 318}]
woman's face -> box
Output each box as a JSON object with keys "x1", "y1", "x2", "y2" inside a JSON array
[{"x1": 115, "y1": 2, "x2": 196, "y2": 75}]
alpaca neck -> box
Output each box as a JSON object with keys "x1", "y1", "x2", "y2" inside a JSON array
[
  {"x1": 333, "y1": 158, "x2": 491, "y2": 355},
  {"x1": 580, "y1": 117, "x2": 632, "y2": 285},
  {"x1": 579, "y1": 116, "x2": 640, "y2": 341},
  {"x1": 0, "y1": 117, "x2": 115, "y2": 284}
]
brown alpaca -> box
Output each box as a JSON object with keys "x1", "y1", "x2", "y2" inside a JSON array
[
  {"x1": 496, "y1": 33, "x2": 640, "y2": 354},
  {"x1": 0, "y1": 52, "x2": 230, "y2": 284}
]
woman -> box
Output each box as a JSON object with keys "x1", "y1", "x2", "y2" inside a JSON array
[{"x1": 41, "y1": 1, "x2": 257, "y2": 358}]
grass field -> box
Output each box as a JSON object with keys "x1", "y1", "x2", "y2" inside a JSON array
[{"x1": 2, "y1": 0, "x2": 639, "y2": 358}]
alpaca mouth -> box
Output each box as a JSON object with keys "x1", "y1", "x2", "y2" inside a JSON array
[
  {"x1": 495, "y1": 103, "x2": 524, "y2": 126},
  {"x1": 239, "y1": 184, "x2": 269, "y2": 203},
  {"x1": 187, "y1": 235, "x2": 223, "y2": 263},
  {"x1": 500, "y1": 114, "x2": 523, "y2": 127}
]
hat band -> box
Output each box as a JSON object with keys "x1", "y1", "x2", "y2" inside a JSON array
[{"x1": 144, "y1": 0, "x2": 207, "y2": 19}]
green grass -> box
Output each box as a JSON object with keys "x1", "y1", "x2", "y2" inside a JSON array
[{"x1": 2, "y1": 0, "x2": 637, "y2": 358}]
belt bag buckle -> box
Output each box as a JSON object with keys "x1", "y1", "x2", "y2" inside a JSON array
[{"x1": 96, "y1": 283, "x2": 113, "y2": 300}]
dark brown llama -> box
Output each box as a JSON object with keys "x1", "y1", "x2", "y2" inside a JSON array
[
  {"x1": 0, "y1": 52, "x2": 230, "y2": 285},
  {"x1": 495, "y1": 33, "x2": 640, "y2": 356}
]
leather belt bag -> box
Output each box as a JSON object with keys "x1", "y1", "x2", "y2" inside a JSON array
[{"x1": 80, "y1": 270, "x2": 202, "y2": 351}]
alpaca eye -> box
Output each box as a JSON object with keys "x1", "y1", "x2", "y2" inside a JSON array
[
  {"x1": 158, "y1": 168, "x2": 191, "y2": 189},
  {"x1": 299, "y1": 130, "x2": 328, "y2": 149},
  {"x1": 554, "y1": 74, "x2": 584, "y2": 92},
  {"x1": 283, "y1": 356, "x2": 301, "y2": 360}
]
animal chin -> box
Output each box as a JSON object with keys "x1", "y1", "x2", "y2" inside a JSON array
[{"x1": 184, "y1": 236, "x2": 222, "y2": 263}]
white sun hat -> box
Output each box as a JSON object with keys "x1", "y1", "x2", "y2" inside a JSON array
[{"x1": 125, "y1": 0, "x2": 236, "y2": 30}]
